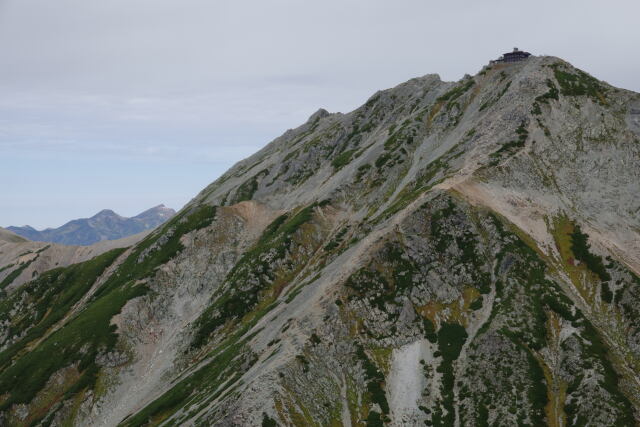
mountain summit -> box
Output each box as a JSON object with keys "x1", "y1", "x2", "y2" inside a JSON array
[
  {"x1": 1, "y1": 55, "x2": 640, "y2": 426},
  {"x1": 7, "y1": 204, "x2": 176, "y2": 246}
]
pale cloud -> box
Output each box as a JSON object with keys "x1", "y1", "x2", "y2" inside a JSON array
[{"x1": 1, "y1": 0, "x2": 639, "y2": 227}]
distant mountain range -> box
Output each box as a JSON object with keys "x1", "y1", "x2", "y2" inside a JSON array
[{"x1": 7, "y1": 205, "x2": 176, "y2": 246}]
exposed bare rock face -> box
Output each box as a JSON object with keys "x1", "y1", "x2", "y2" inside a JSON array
[{"x1": 1, "y1": 56, "x2": 640, "y2": 426}]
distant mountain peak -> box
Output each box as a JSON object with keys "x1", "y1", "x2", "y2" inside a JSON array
[
  {"x1": 7, "y1": 204, "x2": 175, "y2": 245},
  {"x1": 92, "y1": 209, "x2": 120, "y2": 218}
]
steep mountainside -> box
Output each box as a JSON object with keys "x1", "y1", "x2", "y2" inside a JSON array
[
  {"x1": 1, "y1": 55, "x2": 639, "y2": 426},
  {"x1": 7, "y1": 205, "x2": 175, "y2": 246}
]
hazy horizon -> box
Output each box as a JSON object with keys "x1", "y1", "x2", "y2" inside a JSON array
[{"x1": 3, "y1": 0, "x2": 639, "y2": 228}]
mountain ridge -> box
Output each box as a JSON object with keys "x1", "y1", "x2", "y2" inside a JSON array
[{"x1": 7, "y1": 204, "x2": 176, "y2": 246}]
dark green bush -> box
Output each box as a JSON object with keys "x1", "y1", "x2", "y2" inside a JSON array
[
  {"x1": 601, "y1": 282, "x2": 613, "y2": 303},
  {"x1": 570, "y1": 224, "x2": 611, "y2": 282},
  {"x1": 437, "y1": 80, "x2": 475, "y2": 103},
  {"x1": 331, "y1": 149, "x2": 357, "y2": 170},
  {"x1": 438, "y1": 323, "x2": 467, "y2": 361},
  {"x1": 355, "y1": 344, "x2": 389, "y2": 416},
  {"x1": 262, "y1": 413, "x2": 278, "y2": 427},
  {"x1": 234, "y1": 172, "x2": 261, "y2": 202},
  {"x1": 432, "y1": 323, "x2": 467, "y2": 426},
  {"x1": 375, "y1": 153, "x2": 391, "y2": 169},
  {"x1": 366, "y1": 410, "x2": 383, "y2": 427},
  {"x1": 469, "y1": 297, "x2": 483, "y2": 311}
]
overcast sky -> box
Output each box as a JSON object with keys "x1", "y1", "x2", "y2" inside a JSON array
[{"x1": 2, "y1": 0, "x2": 639, "y2": 228}]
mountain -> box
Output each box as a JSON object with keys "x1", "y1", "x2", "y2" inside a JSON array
[
  {"x1": 1, "y1": 55, "x2": 640, "y2": 426},
  {"x1": 7, "y1": 205, "x2": 176, "y2": 246}
]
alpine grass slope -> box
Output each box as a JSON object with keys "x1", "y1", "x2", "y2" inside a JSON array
[{"x1": 1, "y1": 55, "x2": 640, "y2": 426}]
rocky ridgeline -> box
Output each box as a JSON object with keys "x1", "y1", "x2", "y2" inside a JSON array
[{"x1": 0, "y1": 56, "x2": 639, "y2": 426}]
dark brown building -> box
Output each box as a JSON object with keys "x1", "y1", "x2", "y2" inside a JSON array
[{"x1": 490, "y1": 47, "x2": 532, "y2": 64}]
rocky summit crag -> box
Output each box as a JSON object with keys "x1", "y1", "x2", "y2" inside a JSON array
[
  {"x1": 1, "y1": 55, "x2": 639, "y2": 426},
  {"x1": 7, "y1": 205, "x2": 176, "y2": 246}
]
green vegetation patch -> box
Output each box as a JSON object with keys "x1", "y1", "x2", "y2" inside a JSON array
[
  {"x1": 551, "y1": 64, "x2": 607, "y2": 104},
  {"x1": 36, "y1": 245, "x2": 51, "y2": 254},
  {"x1": 324, "y1": 226, "x2": 349, "y2": 252},
  {"x1": 569, "y1": 224, "x2": 611, "y2": 282},
  {"x1": 262, "y1": 413, "x2": 278, "y2": 427},
  {"x1": 234, "y1": 169, "x2": 269, "y2": 203},
  {"x1": 383, "y1": 128, "x2": 415, "y2": 152},
  {"x1": 374, "y1": 153, "x2": 392, "y2": 169},
  {"x1": 331, "y1": 149, "x2": 358, "y2": 170},
  {"x1": 355, "y1": 344, "x2": 389, "y2": 421},
  {"x1": 478, "y1": 66, "x2": 491, "y2": 76},
  {"x1": 0, "y1": 263, "x2": 15, "y2": 275},
  {"x1": 345, "y1": 269, "x2": 391, "y2": 312},
  {"x1": 437, "y1": 80, "x2": 475, "y2": 105},
  {"x1": 366, "y1": 410, "x2": 384, "y2": 427},
  {"x1": 437, "y1": 322, "x2": 467, "y2": 360},
  {"x1": 0, "y1": 257, "x2": 36, "y2": 289},
  {"x1": 469, "y1": 296, "x2": 483, "y2": 311},
  {"x1": 431, "y1": 323, "x2": 467, "y2": 427}
]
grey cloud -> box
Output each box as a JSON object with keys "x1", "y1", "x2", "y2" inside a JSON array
[{"x1": 1, "y1": 0, "x2": 639, "y2": 226}]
